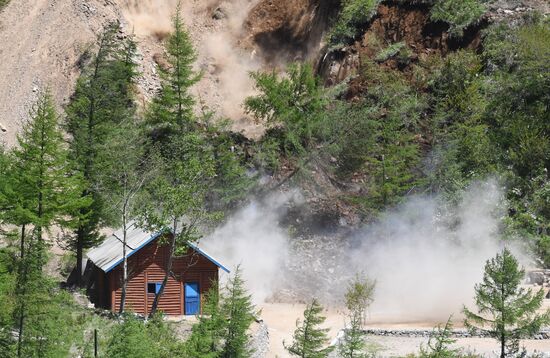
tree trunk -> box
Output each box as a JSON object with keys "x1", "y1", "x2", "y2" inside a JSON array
[
  {"x1": 119, "y1": 216, "x2": 128, "y2": 314},
  {"x1": 149, "y1": 222, "x2": 178, "y2": 317},
  {"x1": 76, "y1": 226, "x2": 84, "y2": 286},
  {"x1": 16, "y1": 225, "x2": 26, "y2": 358},
  {"x1": 500, "y1": 334, "x2": 505, "y2": 358}
]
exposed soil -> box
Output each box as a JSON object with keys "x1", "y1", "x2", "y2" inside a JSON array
[
  {"x1": 318, "y1": 1, "x2": 486, "y2": 88},
  {"x1": 243, "y1": 0, "x2": 339, "y2": 64},
  {"x1": 0, "y1": 0, "x2": 120, "y2": 147}
]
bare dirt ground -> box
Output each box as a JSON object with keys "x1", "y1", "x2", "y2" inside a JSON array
[
  {"x1": 0, "y1": 0, "x2": 270, "y2": 147},
  {"x1": 0, "y1": 0, "x2": 120, "y2": 147},
  {"x1": 259, "y1": 301, "x2": 550, "y2": 357}
]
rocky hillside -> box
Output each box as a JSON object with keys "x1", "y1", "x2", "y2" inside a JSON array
[{"x1": 1, "y1": 0, "x2": 547, "y2": 146}]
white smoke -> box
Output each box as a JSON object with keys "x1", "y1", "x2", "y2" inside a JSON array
[
  {"x1": 348, "y1": 180, "x2": 508, "y2": 321},
  {"x1": 201, "y1": 191, "x2": 301, "y2": 303},
  {"x1": 200, "y1": 180, "x2": 529, "y2": 321}
]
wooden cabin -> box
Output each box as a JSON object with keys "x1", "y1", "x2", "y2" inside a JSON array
[{"x1": 86, "y1": 225, "x2": 229, "y2": 316}]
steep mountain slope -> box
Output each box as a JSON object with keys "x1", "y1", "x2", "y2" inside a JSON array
[{"x1": 0, "y1": 0, "x2": 120, "y2": 146}]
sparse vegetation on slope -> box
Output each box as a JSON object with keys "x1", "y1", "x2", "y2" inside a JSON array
[
  {"x1": 328, "y1": 0, "x2": 380, "y2": 47},
  {"x1": 430, "y1": 0, "x2": 486, "y2": 37}
]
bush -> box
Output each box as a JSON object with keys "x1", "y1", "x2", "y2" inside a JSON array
[
  {"x1": 375, "y1": 42, "x2": 412, "y2": 65},
  {"x1": 245, "y1": 63, "x2": 326, "y2": 158},
  {"x1": 430, "y1": 0, "x2": 485, "y2": 37},
  {"x1": 106, "y1": 314, "x2": 185, "y2": 358},
  {"x1": 328, "y1": 0, "x2": 380, "y2": 48}
]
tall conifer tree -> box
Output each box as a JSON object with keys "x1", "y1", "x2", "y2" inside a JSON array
[
  {"x1": 464, "y1": 248, "x2": 550, "y2": 358},
  {"x1": 66, "y1": 23, "x2": 138, "y2": 284},
  {"x1": 5, "y1": 93, "x2": 86, "y2": 357}
]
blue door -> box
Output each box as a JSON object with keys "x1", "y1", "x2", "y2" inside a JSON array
[{"x1": 184, "y1": 282, "x2": 200, "y2": 315}]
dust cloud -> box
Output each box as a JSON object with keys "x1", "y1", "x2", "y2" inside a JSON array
[
  {"x1": 201, "y1": 180, "x2": 526, "y2": 321},
  {"x1": 117, "y1": 0, "x2": 263, "y2": 135}
]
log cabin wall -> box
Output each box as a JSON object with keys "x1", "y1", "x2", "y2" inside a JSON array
[{"x1": 106, "y1": 238, "x2": 219, "y2": 316}]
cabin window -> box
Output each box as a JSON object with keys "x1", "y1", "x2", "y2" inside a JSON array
[{"x1": 147, "y1": 283, "x2": 162, "y2": 294}]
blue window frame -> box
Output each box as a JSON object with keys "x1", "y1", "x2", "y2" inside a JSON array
[{"x1": 147, "y1": 282, "x2": 162, "y2": 294}]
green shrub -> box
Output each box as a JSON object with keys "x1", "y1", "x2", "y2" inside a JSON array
[
  {"x1": 107, "y1": 314, "x2": 185, "y2": 358},
  {"x1": 245, "y1": 63, "x2": 326, "y2": 158},
  {"x1": 374, "y1": 42, "x2": 413, "y2": 64},
  {"x1": 430, "y1": 0, "x2": 485, "y2": 37},
  {"x1": 0, "y1": 0, "x2": 10, "y2": 10},
  {"x1": 328, "y1": 0, "x2": 380, "y2": 48}
]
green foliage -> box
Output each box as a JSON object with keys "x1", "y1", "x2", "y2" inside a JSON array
[
  {"x1": 65, "y1": 22, "x2": 139, "y2": 281},
  {"x1": 146, "y1": 3, "x2": 201, "y2": 140},
  {"x1": 374, "y1": 42, "x2": 408, "y2": 62},
  {"x1": 8, "y1": 92, "x2": 87, "y2": 234},
  {"x1": 184, "y1": 286, "x2": 225, "y2": 357},
  {"x1": 106, "y1": 314, "x2": 185, "y2": 358},
  {"x1": 339, "y1": 275, "x2": 376, "y2": 358},
  {"x1": 246, "y1": 63, "x2": 326, "y2": 158},
  {"x1": 463, "y1": 248, "x2": 550, "y2": 357},
  {"x1": 0, "y1": 0, "x2": 9, "y2": 10},
  {"x1": 328, "y1": 0, "x2": 380, "y2": 47},
  {"x1": 418, "y1": 317, "x2": 459, "y2": 358},
  {"x1": 220, "y1": 266, "x2": 256, "y2": 358},
  {"x1": 482, "y1": 22, "x2": 550, "y2": 263},
  {"x1": 426, "y1": 50, "x2": 493, "y2": 199},
  {"x1": 184, "y1": 268, "x2": 256, "y2": 358},
  {"x1": 285, "y1": 298, "x2": 334, "y2": 358},
  {"x1": 430, "y1": 0, "x2": 485, "y2": 37},
  {"x1": 350, "y1": 62, "x2": 425, "y2": 211}
]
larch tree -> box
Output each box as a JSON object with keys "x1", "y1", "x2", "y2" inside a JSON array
[
  {"x1": 65, "y1": 22, "x2": 139, "y2": 285},
  {"x1": 463, "y1": 248, "x2": 550, "y2": 358},
  {"x1": 220, "y1": 266, "x2": 256, "y2": 358},
  {"x1": 418, "y1": 317, "x2": 460, "y2": 358},
  {"x1": 139, "y1": 133, "x2": 216, "y2": 317},
  {"x1": 96, "y1": 117, "x2": 154, "y2": 313},
  {"x1": 245, "y1": 63, "x2": 326, "y2": 157},
  {"x1": 285, "y1": 298, "x2": 334, "y2": 358},
  {"x1": 146, "y1": 0, "x2": 201, "y2": 147},
  {"x1": 184, "y1": 285, "x2": 225, "y2": 358},
  {"x1": 5, "y1": 93, "x2": 87, "y2": 357},
  {"x1": 339, "y1": 275, "x2": 376, "y2": 358},
  {"x1": 140, "y1": 3, "x2": 217, "y2": 317}
]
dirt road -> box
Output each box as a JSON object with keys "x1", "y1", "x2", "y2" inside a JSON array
[{"x1": 259, "y1": 302, "x2": 550, "y2": 357}]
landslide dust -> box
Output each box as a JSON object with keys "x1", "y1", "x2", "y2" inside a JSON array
[{"x1": 0, "y1": 0, "x2": 337, "y2": 145}]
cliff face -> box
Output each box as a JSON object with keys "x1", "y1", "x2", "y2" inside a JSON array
[{"x1": 243, "y1": 0, "x2": 339, "y2": 63}]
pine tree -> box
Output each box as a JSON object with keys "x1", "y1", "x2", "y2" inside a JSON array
[
  {"x1": 146, "y1": 1, "x2": 201, "y2": 144},
  {"x1": 339, "y1": 275, "x2": 376, "y2": 358},
  {"x1": 463, "y1": 248, "x2": 550, "y2": 358},
  {"x1": 65, "y1": 23, "x2": 139, "y2": 284},
  {"x1": 185, "y1": 285, "x2": 225, "y2": 358},
  {"x1": 285, "y1": 298, "x2": 334, "y2": 358},
  {"x1": 4, "y1": 93, "x2": 87, "y2": 357},
  {"x1": 220, "y1": 267, "x2": 256, "y2": 358},
  {"x1": 418, "y1": 317, "x2": 459, "y2": 358}
]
